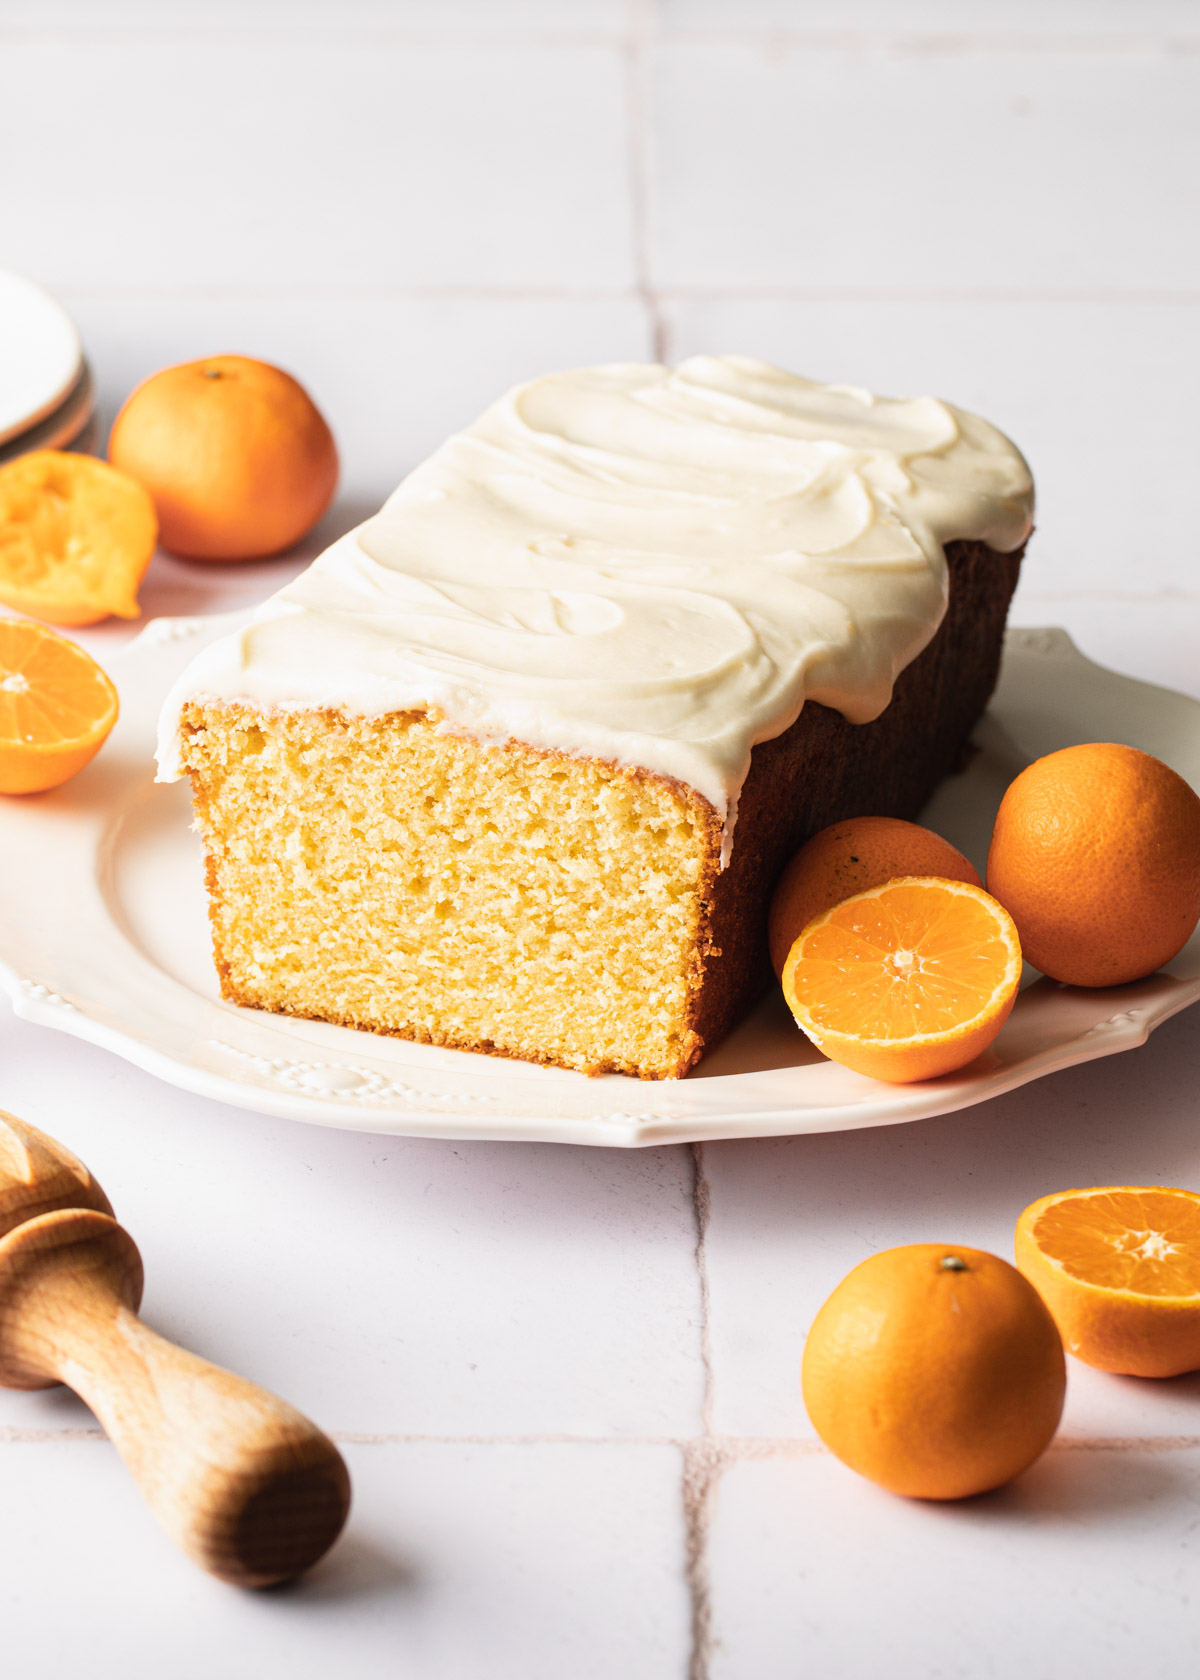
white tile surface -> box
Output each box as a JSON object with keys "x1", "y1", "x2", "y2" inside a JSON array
[
  {"x1": 61, "y1": 293, "x2": 653, "y2": 501},
  {"x1": 0, "y1": 38, "x2": 634, "y2": 289},
  {"x1": 647, "y1": 38, "x2": 1200, "y2": 292},
  {"x1": 2, "y1": 1, "x2": 1200, "y2": 1671},
  {"x1": 22, "y1": 293, "x2": 651, "y2": 661},
  {"x1": 706, "y1": 1447, "x2": 1200, "y2": 1680},
  {"x1": 665, "y1": 297, "x2": 1200, "y2": 596},
  {"x1": 0, "y1": 1014, "x2": 704, "y2": 1438},
  {"x1": 0, "y1": 1439, "x2": 691, "y2": 1680},
  {"x1": 699, "y1": 1008, "x2": 1200, "y2": 1443}
]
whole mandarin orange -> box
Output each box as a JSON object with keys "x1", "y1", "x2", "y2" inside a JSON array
[
  {"x1": 986, "y1": 743, "x2": 1200, "y2": 988},
  {"x1": 802, "y1": 1243, "x2": 1065, "y2": 1500},
  {"x1": 768, "y1": 816, "x2": 981, "y2": 978},
  {"x1": 108, "y1": 355, "x2": 338, "y2": 561}
]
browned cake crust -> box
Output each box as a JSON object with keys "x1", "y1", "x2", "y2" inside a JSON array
[
  {"x1": 684, "y1": 536, "x2": 1024, "y2": 1060},
  {"x1": 181, "y1": 536, "x2": 1021, "y2": 1079}
]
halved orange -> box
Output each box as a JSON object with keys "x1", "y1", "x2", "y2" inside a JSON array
[
  {"x1": 768, "y1": 816, "x2": 982, "y2": 979},
  {"x1": 1016, "y1": 1186, "x2": 1200, "y2": 1377},
  {"x1": 0, "y1": 618, "x2": 119, "y2": 794},
  {"x1": 781, "y1": 876, "x2": 1022, "y2": 1083},
  {"x1": 0, "y1": 450, "x2": 157, "y2": 626}
]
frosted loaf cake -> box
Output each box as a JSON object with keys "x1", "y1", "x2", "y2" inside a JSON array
[{"x1": 157, "y1": 357, "x2": 1034, "y2": 1078}]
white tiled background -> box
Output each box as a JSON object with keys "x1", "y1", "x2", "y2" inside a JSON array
[{"x1": 2, "y1": 2, "x2": 1199, "y2": 1675}]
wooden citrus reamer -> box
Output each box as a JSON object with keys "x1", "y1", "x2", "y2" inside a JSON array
[{"x1": 0, "y1": 1110, "x2": 350, "y2": 1587}]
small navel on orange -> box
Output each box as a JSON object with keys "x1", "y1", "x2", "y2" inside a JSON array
[{"x1": 802, "y1": 1243, "x2": 1066, "y2": 1500}]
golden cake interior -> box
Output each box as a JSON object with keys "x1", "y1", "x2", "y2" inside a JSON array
[{"x1": 180, "y1": 702, "x2": 720, "y2": 1079}]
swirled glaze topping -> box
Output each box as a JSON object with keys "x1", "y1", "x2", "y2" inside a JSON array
[{"x1": 157, "y1": 357, "x2": 1033, "y2": 859}]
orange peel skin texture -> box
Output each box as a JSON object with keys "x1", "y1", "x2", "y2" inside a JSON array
[{"x1": 802, "y1": 1243, "x2": 1066, "y2": 1500}]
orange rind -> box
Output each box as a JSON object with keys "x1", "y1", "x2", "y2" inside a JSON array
[
  {"x1": 0, "y1": 450, "x2": 157, "y2": 626},
  {"x1": 802, "y1": 1243, "x2": 1065, "y2": 1499},
  {"x1": 0, "y1": 618, "x2": 119, "y2": 794},
  {"x1": 109, "y1": 355, "x2": 338, "y2": 560},
  {"x1": 1016, "y1": 1186, "x2": 1200, "y2": 1377},
  {"x1": 781, "y1": 876, "x2": 1022, "y2": 1083},
  {"x1": 768, "y1": 817, "x2": 981, "y2": 979},
  {"x1": 987, "y1": 743, "x2": 1200, "y2": 987}
]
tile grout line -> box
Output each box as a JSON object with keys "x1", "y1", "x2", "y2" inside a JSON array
[
  {"x1": 654, "y1": 286, "x2": 1200, "y2": 306},
  {"x1": 48, "y1": 284, "x2": 1200, "y2": 306},
  {"x1": 644, "y1": 28, "x2": 1200, "y2": 56},
  {"x1": 624, "y1": 0, "x2": 668, "y2": 363},
  {"x1": 0, "y1": 27, "x2": 632, "y2": 49},
  {"x1": 683, "y1": 1141, "x2": 719, "y2": 1680},
  {"x1": 3, "y1": 23, "x2": 1197, "y2": 53},
  {"x1": 627, "y1": 0, "x2": 715, "y2": 1644},
  {"x1": 5, "y1": 1425, "x2": 1200, "y2": 1451},
  {"x1": 681, "y1": 1440, "x2": 730, "y2": 1680},
  {"x1": 690, "y1": 1142, "x2": 716, "y2": 1438}
]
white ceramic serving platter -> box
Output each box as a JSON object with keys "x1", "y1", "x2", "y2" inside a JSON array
[
  {"x1": 1, "y1": 616, "x2": 1198, "y2": 1147},
  {"x1": 0, "y1": 271, "x2": 83, "y2": 445}
]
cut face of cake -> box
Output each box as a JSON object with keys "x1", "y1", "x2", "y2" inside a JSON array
[{"x1": 157, "y1": 357, "x2": 1033, "y2": 1079}]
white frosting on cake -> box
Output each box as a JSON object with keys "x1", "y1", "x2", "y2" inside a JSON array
[{"x1": 156, "y1": 356, "x2": 1033, "y2": 861}]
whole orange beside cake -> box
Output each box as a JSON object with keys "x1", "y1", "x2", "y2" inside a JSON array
[{"x1": 156, "y1": 357, "x2": 1033, "y2": 1078}]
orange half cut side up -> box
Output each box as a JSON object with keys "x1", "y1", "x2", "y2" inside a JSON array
[
  {"x1": 1016, "y1": 1186, "x2": 1200, "y2": 1377},
  {"x1": 0, "y1": 618, "x2": 119, "y2": 794},
  {"x1": 781, "y1": 876, "x2": 1022, "y2": 1083}
]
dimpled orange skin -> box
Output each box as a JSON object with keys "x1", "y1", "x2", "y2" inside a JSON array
[
  {"x1": 768, "y1": 816, "x2": 982, "y2": 978},
  {"x1": 108, "y1": 355, "x2": 338, "y2": 561},
  {"x1": 1015, "y1": 1187, "x2": 1200, "y2": 1378},
  {"x1": 986, "y1": 743, "x2": 1200, "y2": 988},
  {"x1": 802, "y1": 1244, "x2": 1066, "y2": 1500}
]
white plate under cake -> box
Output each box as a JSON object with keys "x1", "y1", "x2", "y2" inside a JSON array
[{"x1": 1, "y1": 622, "x2": 1199, "y2": 1141}]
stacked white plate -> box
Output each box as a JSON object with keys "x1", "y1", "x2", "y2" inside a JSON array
[{"x1": 0, "y1": 270, "x2": 94, "y2": 464}]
